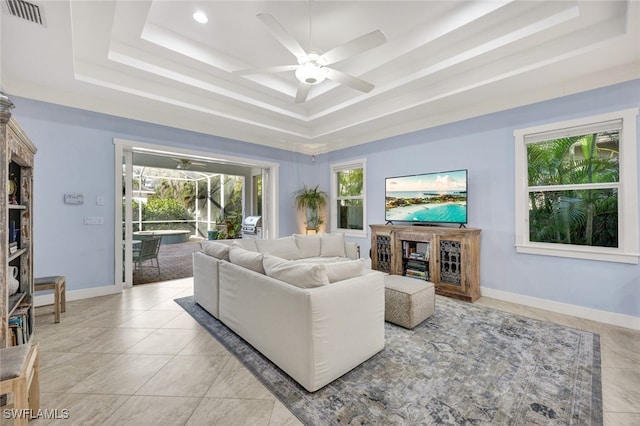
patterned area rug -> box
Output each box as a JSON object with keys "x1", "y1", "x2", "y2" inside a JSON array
[{"x1": 175, "y1": 295, "x2": 602, "y2": 425}]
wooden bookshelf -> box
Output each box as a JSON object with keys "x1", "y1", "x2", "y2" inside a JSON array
[{"x1": 1, "y1": 93, "x2": 37, "y2": 348}]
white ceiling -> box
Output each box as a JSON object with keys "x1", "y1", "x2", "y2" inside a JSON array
[{"x1": 2, "y1": 1, "x2": 639, "y2": 155}]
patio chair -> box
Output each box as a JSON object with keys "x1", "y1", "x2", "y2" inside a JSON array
[{"x1": 132, "y1": 235, "x2": 162, "y2": 274}]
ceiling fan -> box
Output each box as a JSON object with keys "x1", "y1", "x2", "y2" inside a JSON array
[{"x1": 235, "y1": 13, "x2": 387, "y2": 103}]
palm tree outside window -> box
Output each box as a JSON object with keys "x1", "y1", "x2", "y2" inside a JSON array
[{"x1": 514, "y1": 108, "x2": 638, "y2": 264}]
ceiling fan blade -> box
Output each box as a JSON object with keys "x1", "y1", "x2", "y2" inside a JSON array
[
  {"x1": 325, "y1": 68, "x2": 375, "y2": 93},
  {"x1": 319, "y1": 30, "x2": 387, "y2": 65},
  {"x1": 295, "y1": 83, "x2": 312, "y2": 103},
  {"x1": 234, "y1": 65, "x2": 299, "y2": 75},
  {"x1": 257, "y1": 14, "x2": 307, "y2": 59}
]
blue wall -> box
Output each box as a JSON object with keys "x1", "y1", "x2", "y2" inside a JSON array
[
  {"x1": 11, "y1": 98, "x2": 312, "y2": 290},
  {"x1": 9, "y1": 78, "x2": 640, "y2": 319},
  {"x1": 327, "y1": 79, "x2": 640, "y2": 318}
]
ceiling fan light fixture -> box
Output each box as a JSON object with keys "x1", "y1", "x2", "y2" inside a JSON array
[
  {"x1": 193, "y1": 11, "x2": 208, "y2": 24},
  {"x1": 176, "y1": 159, "x2": 191, "y2": 170},
  {"x1": 295, "y1": 62, "x2": 327, "y2": 85}
]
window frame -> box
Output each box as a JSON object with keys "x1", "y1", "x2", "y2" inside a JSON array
[
  {"x1": 330, "y1": 158, "x2": 367, "y2": 238},
  {"x1": 514, "y1": 108, "x2": 638, "y2": 264}
]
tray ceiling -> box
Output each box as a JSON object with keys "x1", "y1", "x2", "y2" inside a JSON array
[{"x1": 2, "y1": 1, "x2": 639, "y2": 154}]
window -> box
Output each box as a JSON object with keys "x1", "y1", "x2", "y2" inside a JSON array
[
  {"x1": 514, "y1": 108, "x2": 638, "y2": 264},
  {"x1": 331, "y1": 159, "x2": 366, "y2": 237}
]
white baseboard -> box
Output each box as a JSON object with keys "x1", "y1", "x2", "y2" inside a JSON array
[
  {"x1": 32, "y1": 281, "x2": 638, "y2": 331},
  {"x1": 481, "y1": 287, "x2": 640, "y2": 331},
  {"x1": 34, "y1": 283, "x2": 122, "y2": 307}
]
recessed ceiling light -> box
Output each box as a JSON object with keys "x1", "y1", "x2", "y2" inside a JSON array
[{"x1": 193, "y1": 11, "x2": 208, "y2": 24}]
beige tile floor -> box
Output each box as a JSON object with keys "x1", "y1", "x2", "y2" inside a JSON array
[{"x1": 7, "y1": 278, "x2": 639, "y2": 425}]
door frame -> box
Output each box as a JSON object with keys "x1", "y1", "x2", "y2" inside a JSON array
[{"x1": 114, "y1": 138, "x2": 279, "y2": 288}]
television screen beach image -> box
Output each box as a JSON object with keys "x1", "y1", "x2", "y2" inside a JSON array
[{"x1": 385, "y1": 169, "x2": 467, "y2": 224}]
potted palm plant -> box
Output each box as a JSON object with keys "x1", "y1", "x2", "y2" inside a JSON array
[{"x1": 294, "y1": 185, "x2": 327, "y2": 232}]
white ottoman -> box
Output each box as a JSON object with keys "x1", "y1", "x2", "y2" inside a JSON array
[{"x1": 384, "y1": 275, "x2": 435, "y2": 329}]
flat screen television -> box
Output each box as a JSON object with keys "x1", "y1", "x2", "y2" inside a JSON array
[{"x1": 385, "y1": 169, "x2": 468, "y2": 224}]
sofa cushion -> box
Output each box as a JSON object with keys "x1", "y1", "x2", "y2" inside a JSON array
[
  {"x1": 232, "y1": 239, "x2": 258, "y2": 252},
  {"x1": 320, "y1": 233, "x2": 346, "y2": 257},
  {"x1": 293, "y1": 234, "x2": 321, "y2": 258},
  {"x1": 256, "y1": 236, "x2": 300, "y2": 260},
  {"x1": 229, "y1": 246, "x2": 265, "y2": 274},
  {"x1": 262, "y1": 254, "x2": 329, "y2": 288},
  {"x1": 324, "y1": 259, "x2": 365, "y2": 283},
  {"x1": 298, "y1": 257, "x2": 342, "y2": 264},
  {"x1": 199, "y1": 241, "x2": 230, "y2": 261}
]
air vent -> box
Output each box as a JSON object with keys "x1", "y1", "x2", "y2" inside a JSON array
[{"x1": 4, "y1": 0, "x2": 43, "y2": 25}]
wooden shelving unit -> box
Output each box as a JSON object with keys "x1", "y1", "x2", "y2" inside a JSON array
[
  {"x1": 370, "y1": 224, "x2": 481, "y2": 302},
  {"x1": 1, "y1": 93, "x2": 37, "y2": 348}
]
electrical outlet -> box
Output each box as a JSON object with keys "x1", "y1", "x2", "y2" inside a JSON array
[{"x1": 84, "y1": 216, "x2": 104, "y2": 225}]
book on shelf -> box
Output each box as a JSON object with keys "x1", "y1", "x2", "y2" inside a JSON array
[
  {"x1": 406, "y1": 269, "x2": 428, "y2": 279},
  {"x1": 8, "y1": 325, "x2": 19, "y2": 345},
  {"x1": 8, "y1": 317, "x2": 25, "y2": 345},
  {"x1": 406, "y1": 260, "x2": 427, "y2": 270},
  {"x1": 9, "y1": 302, "x2": 32, "y2": 345},
  {"x1": 9, "y1": 241, "x2": 18, "y2": 254},
  {"x1": 405, "y1": 272, "x2": 428, "y2": 281}
]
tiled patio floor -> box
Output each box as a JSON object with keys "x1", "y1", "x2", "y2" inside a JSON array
[{"x1": 133, "y1": 237, "x2": 204, "y2": 285}]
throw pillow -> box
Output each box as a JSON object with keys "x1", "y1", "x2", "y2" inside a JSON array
[
  {"x1": 324, "y1": 259, "x2": 365, "y2": 283},
  {"x1": 229, "y1": 246, "x2": 265, "y2": 274},
  {"x1": 262, "y1": 254, "x2": 329, "y2": 288},
  {"x1": 199, "y1": 241, "x2": 230, "y2": 261},
  {"x1": 320, "y1": 233, "x2": 346, "y2": 257},
  {"x1": 255, "y1": 236, "x2": 300, "y2": 260},
  {"x1": 293, "y1": 234, "x2": 321, "y2": 258},
  {"x1": 232, "y1": 238, "x2": 258, "y2": 252}
]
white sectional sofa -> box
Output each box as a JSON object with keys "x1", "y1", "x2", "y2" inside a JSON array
[{"x1": 193, "y1": 234, "x2": 385, "y2": 392}]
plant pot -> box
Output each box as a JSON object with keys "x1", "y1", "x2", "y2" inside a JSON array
[{"x1": 306, "y1": 207, "x2": 319, "y2": 231}]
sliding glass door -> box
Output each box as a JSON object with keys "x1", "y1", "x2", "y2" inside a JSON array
[{"x1": 115, "y1": 140, "x2": 278, "y2": 288}]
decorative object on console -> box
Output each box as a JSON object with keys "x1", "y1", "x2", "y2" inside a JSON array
[{"x1": 294, "y1": 185, "x2": 327, "y2": 232}]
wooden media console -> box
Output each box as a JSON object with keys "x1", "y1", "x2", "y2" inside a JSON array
[{"x1": 370, "y1": 224, "x2": 481, "y2": 302}]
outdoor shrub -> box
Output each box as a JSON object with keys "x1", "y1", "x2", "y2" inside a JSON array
[{"x1": 144, "y1": 197, "x2": 192, "y2": 231}]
